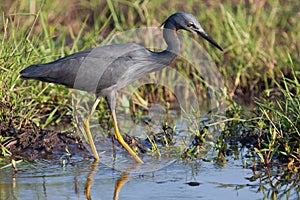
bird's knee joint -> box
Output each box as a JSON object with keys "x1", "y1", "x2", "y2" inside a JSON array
[{"x1": 83, "y1": 119, "x2": 89, "y2": 127}]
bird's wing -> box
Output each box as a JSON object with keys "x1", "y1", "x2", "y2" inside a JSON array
[
  {"x1": 74, "y1": 43, "x2": 149, "y2": 93},
  {"x1": 94, "y1": 44, "x2": 165, "y2": 93},
  {"x1": 20, "y1": 49, "x2": 93, "y2": 88},
  {"x1": 20, "y1": 43, "x2": 148, "y2": 93}
]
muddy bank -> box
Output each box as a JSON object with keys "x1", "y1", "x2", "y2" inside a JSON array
[{"x1": 0, "y1": 121, "x2": 90, "y2": 161}]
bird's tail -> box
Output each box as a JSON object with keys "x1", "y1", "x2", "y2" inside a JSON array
[{"x1": 20, "y1": 64, "x2": 50, "y2": 80}]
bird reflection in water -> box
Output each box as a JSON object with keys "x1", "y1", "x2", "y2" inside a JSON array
[{"x1": 83, "y1": 160, "x2": 131, "y2": 200}]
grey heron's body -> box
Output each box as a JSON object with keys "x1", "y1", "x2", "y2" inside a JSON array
[{"x1": 20, "y1": 12, "x2": 223, "y2": 163}]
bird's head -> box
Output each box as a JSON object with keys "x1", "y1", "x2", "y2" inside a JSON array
[{"x1": 162, "y1": 12, "x2": 223, "y2": 51}]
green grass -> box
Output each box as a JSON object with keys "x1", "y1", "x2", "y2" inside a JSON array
[
  {"x1": 253, "y1": 57, "x2": 299, "y2": 166},
  {"x1": 220, "y1": 58, "x2": 299, "y2": 165},
  {"x1": 0, "y1": 0, "x2": 299, "y2": 170}
]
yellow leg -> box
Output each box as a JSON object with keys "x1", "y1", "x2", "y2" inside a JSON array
[
  {"x1": 83, "y1": 97, "x2": 101, "y2": 161},
  {"x1": 111, "y1": 109, "x2": 144, "y2": 164}
]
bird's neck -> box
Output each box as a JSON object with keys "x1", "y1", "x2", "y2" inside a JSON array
[
  {"x1": 152, "y1": 24, "x2": 180, "y2": 65},
  {"x1": 163, "y1": 25, "x2": 181, "y2": 55}
]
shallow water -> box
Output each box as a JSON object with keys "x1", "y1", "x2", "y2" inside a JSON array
[
  {"x1": 2, "y1": 150, "x2": 300, "y2": 200},
  {"x1": 0, "y1": 159, "x2": 260, "y2": 200}
]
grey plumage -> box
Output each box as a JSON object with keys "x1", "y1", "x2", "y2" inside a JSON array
[{"x1": 20, "y1": 12, "x2": 223, "y2": 162}]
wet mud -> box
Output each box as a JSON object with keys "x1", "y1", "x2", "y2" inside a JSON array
[
  {"x1": 0, "y1": 121, "x2": 90, "y2": 161},
  {"x1": 0, "y1": 120, "x2": 176, "y2": 162}
]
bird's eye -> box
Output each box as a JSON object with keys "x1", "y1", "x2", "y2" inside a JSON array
[{"x1": 187, "y1": 22, "x2": 196, "y2": 29}]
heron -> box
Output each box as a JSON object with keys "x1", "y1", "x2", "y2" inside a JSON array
[{"x1": 20, "y1": 12, "x2": 223, "y2": 164}]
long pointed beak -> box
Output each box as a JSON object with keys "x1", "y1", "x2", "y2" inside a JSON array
[{"x1": 197, "y1": 30, "x2": 223, "y2": 51}]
